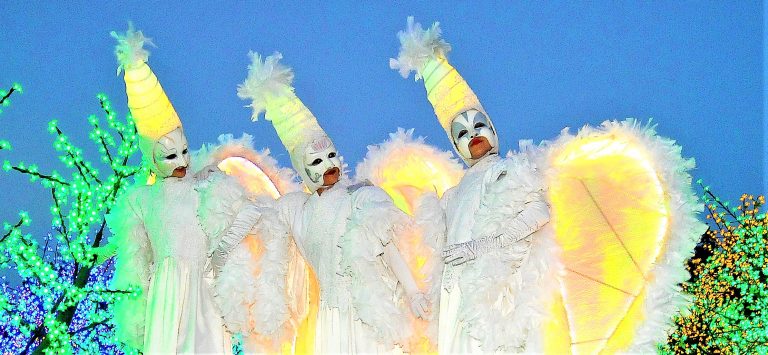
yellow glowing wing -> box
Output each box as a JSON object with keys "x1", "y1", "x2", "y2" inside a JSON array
[
  {"x1": 355, "y1": 128, "x2": 464, "y2": 214},
  {"x1": 540, "y1": 120, "x2": 704, "y2": 354},
  {"x1": 195, "y1": 135, "x2": 317, "y2": 354}
]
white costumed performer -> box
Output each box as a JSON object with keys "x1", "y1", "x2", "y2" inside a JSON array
[
  {"x1": 391, "y1": 18, "x2": 561, "y2": 353},
  {"x1": 106, "y1": 26, "x2": 290, "y2": 354},
  {"x1": 237, "y1": 52, "x2": 430, "y2": 353}
]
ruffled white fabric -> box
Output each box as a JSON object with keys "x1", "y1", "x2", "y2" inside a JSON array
[
  {"x1": 196, "y1": 172, "x2": 292, "y2": 350},
  {"x1": 342, "y1": 186, "x2": 414, "y2": 350},
  {"x1": 107, "y1": 178, "x2": 231, "y2": 353},
  {"x1": 107, "y1": 187, "x2": 151, "y2": 350},
  {"x1": 197, "y1": 173, "x2": 248, "y2": 251},
  {"x1": 277, "y1": 182, "x2": 415, "y2": 353},
  {"x1": 439, "y1": 153, "x2": 562, "y2": 353},
  {"x1": 537, "y1": 119, "x2": 706, "y2": 352}
]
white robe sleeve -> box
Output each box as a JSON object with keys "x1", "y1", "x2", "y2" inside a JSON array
[
  {"x1": 342, "y1": 185, "x2": 415, "y2": 349},
  {"x1": 459, "y1": 154, "x2": 563, "y2": 351},
  {"x1": 411, "y1": 191, "x2": 447, "y2": 344},
  {"x1": 274, "y1": 191, "x2": 314, "y2": 342},
  {"x1": 197, "y1": 173, "x2": 291, "y2": 347},
  {"x1": 106, "y1": 188, "x2": 152, "y2": 350}
]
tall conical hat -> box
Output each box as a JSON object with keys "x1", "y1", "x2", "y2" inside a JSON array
[
  {"x1": 390, "y1": 17, "x2": 489, "y2": 140},
  {"x1": 237, "y1": 52, "x2": 329, "y2": 169},
  {"x1": 111, "y1": 24, "x2": 182, "y2": 156}
]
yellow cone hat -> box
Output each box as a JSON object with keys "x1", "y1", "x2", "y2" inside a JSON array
[
  {"x1": 390, "y1": 17, "x2": 489, "y2": 140},
  {"x1": 421, "y1": 56, "x2": 487, "y2": 137},
  {"x1": 236, "y1": 52, "x2": 328, "y2": 165},
  {"x1": 112, "y1": 25, "x2": 182, "y2": 151},
  {"x1": 124, "y1": 62, "x2": 182, "y2": 142}
]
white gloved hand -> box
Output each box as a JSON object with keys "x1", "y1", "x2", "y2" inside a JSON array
[
  {"x1": 443, "y1": 196, "x2": 551, "y2": 266},
  {"x1": 442, "y1": 238, "x2": 487, "y2": 266},
  {"x1": 408, "y1": 292, "x2": 430, "y2": 319},
  {"x1": 195, "y1": 163, "x2": 221, "y2": 180},
  {"x1": 382, "y1": 243, "x2": 431, "y2": 319}
]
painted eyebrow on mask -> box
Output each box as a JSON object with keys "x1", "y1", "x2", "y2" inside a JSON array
[{"x1": 156, "y1": 141, "x2": 177, "y2": 155}]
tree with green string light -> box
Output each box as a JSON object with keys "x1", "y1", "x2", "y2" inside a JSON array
[
  {"x1": 661, "y1": 184, "x2": 768, "y2": 354},
  {"x1": 0, "y1": 82, "x2": 147, "y2": 354}
]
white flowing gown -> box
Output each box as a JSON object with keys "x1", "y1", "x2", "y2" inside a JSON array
[
  {"x1": 437, "y1": 154, "x2": 560, "y2": 354},
  {"x1": 108, "y1": 177, "x2": 231, "y2": 354},
  {"x1": 277, "y1": 182, "x2": 413, "y2": 354}
]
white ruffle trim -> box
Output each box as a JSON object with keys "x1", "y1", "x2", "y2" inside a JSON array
[
  {"x1": 340, "y1": 187, "x2": 415, "y2": 350},
  {"x1": 214, "y1": 207, "x2": 291, "y2": 344},
  {"x1": 455, "y1": 155, "x2": 562, "y2": 352},
  {"x1": 196, "y1": 173, "x2": 247, "y2": 253},
  {"x1": 106, "y1": 188, "x2": 152, "y2": 350},
  {"x1": 410, "y1": 192, "x2": 446, "y2": 347}
]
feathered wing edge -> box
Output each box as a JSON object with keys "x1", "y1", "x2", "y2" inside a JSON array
[
  {"x1": 236, "y1": 51, "x2": 295, "y2": 121},
  {"x1": 354, "y1": 128, "x2": 464, "y2": 190},
  {"x1": 191, "y1": 132, "x2": 301, "y2": 195},
  {"x1": 193, "y1": 137, "x2": 303, "y2": 350},
  {"x1": 105, "y1": 188, "x2": 152, "y2": 351},
  {"x1": 537, "y1": 119, "x2": 707, "y2": 352},
  {"x1": 110, "y1": 22, "x2": 153, "y2": 75},
  {"x1": 389, "y1": 16, "x2": 452, "y2": 80},
  {"x1": 410, "y1": 193, "x2": 446, "y2": 348}
]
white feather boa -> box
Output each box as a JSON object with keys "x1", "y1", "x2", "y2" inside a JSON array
[
  {"x1": 196, "y1": 173, "x2": 291, "y2": 345},
  {"x1": 448, "y1": 153, "x2": 562, "y2": 352},
  {"x1": 340, "y1": 186, "x2": 415, "y2": 350},
  {"x1": 106, "y1": 188, "x2": 152, "y2": 350}
]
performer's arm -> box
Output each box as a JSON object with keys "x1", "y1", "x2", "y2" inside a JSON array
[
  {"x1": 210, "y1": 202, "x2": 262, "y2": 275},
  {"x1": 383, "y1": 242, "x2": 430, "y2": 319},
  {"x1": 443, "y1": 192, "x2": 550, "y2": 266}
]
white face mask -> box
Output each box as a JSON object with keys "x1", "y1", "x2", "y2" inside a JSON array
[
  {"x1": 300, "y1": 136, "x2": 342, "y2": 192},
  {"x1": 450, "y1": 109, "x2": 499, "y2": 166},
  {"x1": 152, "y1": 127, "x2": 190, "y2": 178}
]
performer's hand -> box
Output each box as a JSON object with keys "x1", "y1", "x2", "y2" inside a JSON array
[
  {"x1": 408, "y1": 293, "x2": 430, "y2": 319},
  {"x1": 194, "y1": 163, "x2": 221, "y2": 180},
  {"x1": 211, "y1": 249, "x2": 226, "y2": 277},
  {"x1": 442, "y1": 241, "x2": 478, "y2": 266}
]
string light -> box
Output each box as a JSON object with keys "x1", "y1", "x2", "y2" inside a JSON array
[
  {"x1": 0, "y1": 86, "x2": 145, "y2": 353},
  {"x1": 661, "y1": 183, "x2": 768, "y2": 353}
]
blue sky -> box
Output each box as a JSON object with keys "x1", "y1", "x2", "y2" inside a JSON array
[{"x1": 0, "y1": 2, "x2": 763, "y2": 234}]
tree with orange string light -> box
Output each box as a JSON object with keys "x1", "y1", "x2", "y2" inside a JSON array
[{"x1": 662, "y1": 184, "x2": 768, "y2": 353}]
